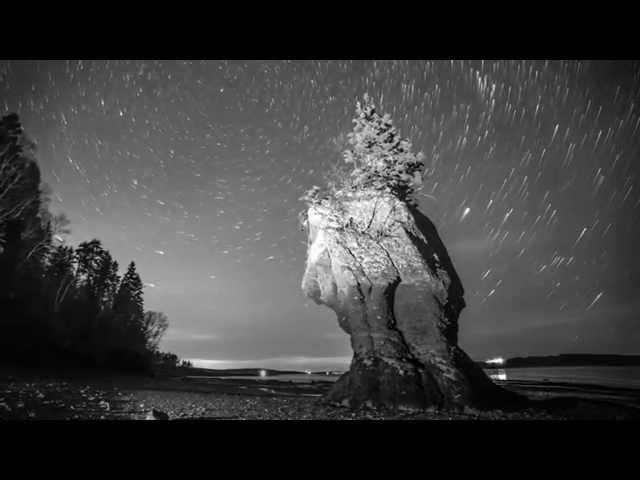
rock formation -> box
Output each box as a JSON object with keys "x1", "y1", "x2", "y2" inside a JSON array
[
  {"x1": 301, "y1": 191, "x2": 520, "y2": 410},
  {"x1": 300, "y1": 94, "x2": 522, "y2": 410}
]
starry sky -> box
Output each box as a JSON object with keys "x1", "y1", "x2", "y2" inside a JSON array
[{"x1": 1, "y1": 60, "x2": 639, "y2": 370}]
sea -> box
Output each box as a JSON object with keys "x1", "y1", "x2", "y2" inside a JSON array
[
  {"x1": 486, "y1": 365, "x2": 640, "y2": 389},
  {"x1": 205, "y1": 366, "x2": 640, "y2": 389}
]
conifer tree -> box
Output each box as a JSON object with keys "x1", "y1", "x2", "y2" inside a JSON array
[
  {"x1": 0, "y1": 113, "x2": 182, "y2": 372},
  {"x1": 95, "y1": 252, "x2": 119, "y2": 311},
  {"x1": 114, "y1": 261, "x2": 144, "y2": 323},
  {"x1": 343, "y1": 94, "x2": 425, "y2": 202},
  {"x1": 302, "y1": 94, "x2": 426, "y2": 208}
]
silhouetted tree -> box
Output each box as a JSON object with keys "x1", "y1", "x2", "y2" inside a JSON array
[
  {"x1": 75, "y1": 240, "x2": 120, "y2": 316},
  {"x1": 45, "y1": 244, "x2": 76, "y2": 315},
  {"x1": 142, "y1": 311, "x2": 169, "y2": 352},
  {"x1": 0, "y1": 113, "x2": 182, "y2": 373},
  {"x1": 0, "y1": 114, "x2": 47, "y2": 301},
  {"x1": 114, "y1": 261, "x2": 144, "y2": 321},
  {"x1": 0, "y1": 113, "x2": 41, "y2": 230}
]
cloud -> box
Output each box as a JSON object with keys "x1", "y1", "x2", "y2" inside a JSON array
[{"x1": 164, "y1": 328, "x2": 219, "y2": 342}]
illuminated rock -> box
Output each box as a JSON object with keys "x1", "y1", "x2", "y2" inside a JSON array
[{"x1": 301, "y1": 191, "x2": 520, "y2": 410}]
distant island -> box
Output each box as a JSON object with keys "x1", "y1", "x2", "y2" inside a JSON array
[{"x1": 478, "y1": 354, "x2": 640, "y2": 369}]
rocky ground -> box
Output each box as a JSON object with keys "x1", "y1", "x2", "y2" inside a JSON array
[{"x1": 1, "y1": 366, "x2": 639, "y2": 420}]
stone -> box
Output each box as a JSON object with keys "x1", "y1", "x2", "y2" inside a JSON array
[
  {"x1": 301, "y1": 190, "x2": 522, "y2": 410},
  {"x1": 146, "y1": 409, "x2": 169, "y2": 420}
]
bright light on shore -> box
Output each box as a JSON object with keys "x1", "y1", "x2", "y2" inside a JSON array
[{"x1": 486, "y1": 357, "x2": 505, "y2": 365}]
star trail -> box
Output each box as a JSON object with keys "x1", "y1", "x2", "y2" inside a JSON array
[{"x1": 1, "y1": 60, "x2": 639, "y2": 369}]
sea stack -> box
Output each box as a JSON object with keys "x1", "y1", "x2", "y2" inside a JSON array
[{"x1": 300, "y1": 95, "x2": 519, "y2": 410}]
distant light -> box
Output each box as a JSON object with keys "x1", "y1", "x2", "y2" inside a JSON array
[
  {"x1": 305, "y1": 370, "x2": 311, "y2": 375},
  {"x1": 486, "y1": 357, "x2": 505, "y2": 365},
  {"x1": 259, "y1": 369, "x2": 267, "y2": 378}
]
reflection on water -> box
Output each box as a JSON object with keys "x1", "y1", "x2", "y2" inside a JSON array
[
  {"x1": 190, "y1": 367, "x2": 640, "y2": 389},
  {"x1": 485, "y1": 366, "x2": 640, "y2": 389},
  {"x1": 189, "y1": 374, "x2": 342, "y2": 383},
  {"x1": 489, "y1": 369, "x2": 507, "y2": 382}
]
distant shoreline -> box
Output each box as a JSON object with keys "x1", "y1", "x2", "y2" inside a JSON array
[
  {"x1": 180, "y1": 354, "x2": 640, "y2": 377},
  {"x1": 478, "y1": 354, "x2": 640, "y2": 369}
]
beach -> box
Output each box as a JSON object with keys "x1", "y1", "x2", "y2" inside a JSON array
[{"x1": 1, "y1": 365, "x2": 639, "y2": 420}]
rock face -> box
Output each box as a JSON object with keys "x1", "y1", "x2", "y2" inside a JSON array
[{"x1": 301, "y1": 191, "x2": 519, "y2": 410}]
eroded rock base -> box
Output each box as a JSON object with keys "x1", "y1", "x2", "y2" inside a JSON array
[{"x1": 324, "y1": 354, "x2": 526, "y2": 412}]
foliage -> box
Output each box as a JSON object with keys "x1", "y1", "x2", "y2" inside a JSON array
[
  {"x1": 114, "y1": 261, "x2": 144, "y2": 322},
  {"x1": 301, "y1": 94, "x2": 425, "y2": 211},
  {"x1": 0, "y1": 113, "x2": 182, "y2": 373},
  {"x1": 142, "y1": 311, "x2": 169, "y2": 352}
]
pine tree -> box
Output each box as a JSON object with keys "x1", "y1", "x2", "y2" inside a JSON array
[
  {"x1": 95, "y1": 252, "x2": 119, "y2": 311},
  {"x1": 112, "y1": 261, "x2": 145, "y2": 354},
  {"x1": 114, "y1": 261, "x2": 144, "y2": 323},
  {"x1": 343, "y1": 94, "x2": 425, "y2": 202},
  {"x1": 302, "y1": 95, "x2": 425, "y2": 208}
]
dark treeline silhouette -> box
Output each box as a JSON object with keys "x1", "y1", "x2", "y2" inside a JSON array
[
  {"x1": 504, "y1": 354, "x2": 640, "y2": 368},
  {"x1": 0, "y1": 113, "x2": 188, "y2": 373}
]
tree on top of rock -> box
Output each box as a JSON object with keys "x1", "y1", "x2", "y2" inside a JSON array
[
  {"x1": 302, "y1": 94, "x2": 425, "y2": 208},
  {"x1": 344, "y1": 94, "x2": 425, "y2": 202}
]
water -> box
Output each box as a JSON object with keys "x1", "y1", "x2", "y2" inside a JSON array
[
  {"x1": 192, "y1": 366, "x2": 640, "y2": 389},
  {"x1": 188, "y1": 374, "x2": 341, "y2": 383},
  {"x1": 262, "y1": 374, "x2": 341, "y2": 383},
  {"x1": 486, "y1": 366, "x2": 640, "y2": 389}
]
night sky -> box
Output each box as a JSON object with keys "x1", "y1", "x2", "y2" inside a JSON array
[{"x1": 1, "y1": 60, "x2": 639, "y2": 370}]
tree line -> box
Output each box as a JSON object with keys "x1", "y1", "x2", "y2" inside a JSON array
[{"x1": 0, "y1": 113, "x2": 189, "y2": 372}]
